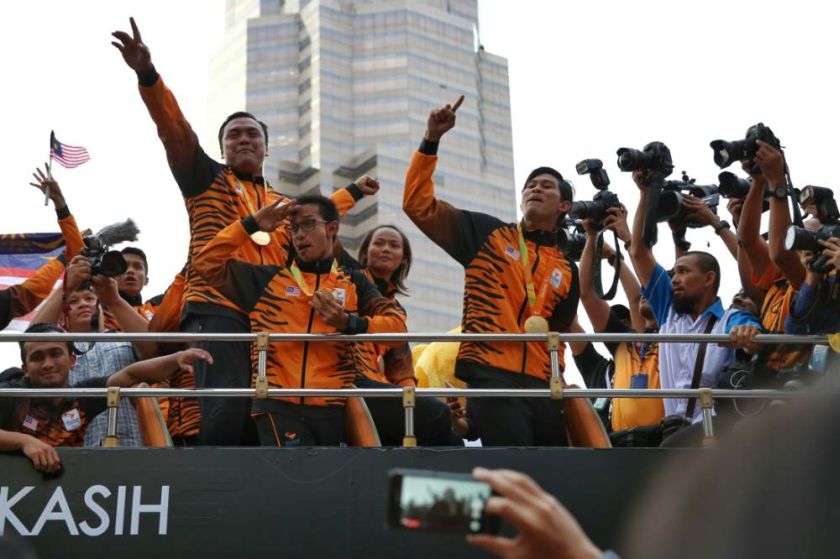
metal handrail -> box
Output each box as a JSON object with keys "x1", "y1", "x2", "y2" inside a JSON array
[
  {"x1": 4, "y1": 330, "x2": 831, "y2": 446},
  {"x1": 0, "y1": 387, "x2": 807, "y2": 399},
  {"x1": 0, "y1": 332, "x2": 830, "y2": 344}
]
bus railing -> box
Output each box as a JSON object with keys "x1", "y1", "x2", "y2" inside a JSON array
[{"x1": 1, "y1": 331, "x2": 831, "y2": 446}]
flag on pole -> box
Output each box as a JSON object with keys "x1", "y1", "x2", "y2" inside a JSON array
[
  {"x1": 49, "y1": 130, "x2": 91, "y2": 169},
  {"x1": 0, "y1": 233, "x2": 65, "y2": 332}
]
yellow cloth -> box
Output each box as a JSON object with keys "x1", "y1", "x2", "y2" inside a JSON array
[{"x1": 828, "y1": 333, "x2": 840, "y2": 353}]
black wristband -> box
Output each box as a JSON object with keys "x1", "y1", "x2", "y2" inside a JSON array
[
  {"x1": 346, "y1": 183, "x2": 364, "y2": 201},
  {"x1": 714, "y1": 220, "x2": 731, "y2": 235},
  {"x1": 419, "y1": 138, "x2": 439, "y2": 156},
  {"x1": 55, "y1": 206, "x2": 71, "y2": 220},
  {"x1": 137, "y1": 66, "x2": 159, "y2": 87},
  {"x1": 241, "y1": 215, "x2": 260, "y2": 235}
]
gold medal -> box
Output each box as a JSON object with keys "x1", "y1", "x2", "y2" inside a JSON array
[
  {"x1": 524, "y1": 314, "x2": 549, "y2": 333},
  {"x1": 251, "y1": 231, "x2": 271, "y2": 246}
]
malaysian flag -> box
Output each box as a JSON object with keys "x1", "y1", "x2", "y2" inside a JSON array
[
  {"x1": 0, "y1": 233, "x2": 65, "y2": 332},
  {"x1": 49, "y1": 130, "x2": 90, "y2": 169}
]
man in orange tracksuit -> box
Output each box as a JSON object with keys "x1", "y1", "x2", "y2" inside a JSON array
[
  {"x1": 403, "y1": 97, "x2": 580, "y2": 446},
  {"x1": 112, "y1": 19, "x2": 377, "y2": 445},
  {"x1": 194, "y1": 195, "x2": 406, "y2": 446}
]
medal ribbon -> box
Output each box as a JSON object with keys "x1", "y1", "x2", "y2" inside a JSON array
[
  {"x1": 235, "y1": 178, "x2": 270, "y2": 216},
  {"x1": 516, "y1": 224, "x2": 552, "y2": 317},
  {"x1": 289, "y1": 260, "x2": 339, "y2": 296}
]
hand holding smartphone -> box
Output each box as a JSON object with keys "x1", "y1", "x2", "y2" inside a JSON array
[{"x1": 387, "y1": 469, "x2": 500, "y2": 535}]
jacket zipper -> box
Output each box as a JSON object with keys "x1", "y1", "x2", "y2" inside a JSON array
[
  {"x1": 255, "y1": 183, "x2": 264, "y2": 265},
  {"x1": 299, "y1": 272, "x2": 321, "y2": 404}
]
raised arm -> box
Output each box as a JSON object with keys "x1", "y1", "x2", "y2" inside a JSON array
[
  {"x1": 30, "y1": 164, "x2": 84, "y2": 258},
  {"x1": 680, "y1": 195, "x2": 738, "y2": 260},
  {"x1": 403, "y1": 96, "x2": 502, "y2": 266},
  {"x1": 629, "y1": 171, "x2": 659, "y2": 288},
  {"x1": 578, "y1": 221, "x2": 611, "y2": 333},
  {"x1": 112, "y1": 18, "x2": 220, "y2": 197},
  {"x1": 755, "y1": 141, "x2": 806, "y2": 289}
]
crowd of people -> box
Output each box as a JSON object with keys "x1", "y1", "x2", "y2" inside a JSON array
[{"x1": 0, "y1": 18, "x2": 838, "y2": 476}]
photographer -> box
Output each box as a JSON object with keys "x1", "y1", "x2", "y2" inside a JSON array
[
  {"x1": 0, "y1": 166, "x2": 84, "y2": 330},
  {"x1": 629, "y1": 171, "x2": 761, "y2": 445},
  {"x1": 28, "y1": 256, "x2": 155, "y2": 446},
  {"x1": 577, "y1": 207, "x2": 663, "y2": 435},
  {"x1": 736, "y1": 157, "x2": 812, "y2": 373},
  {"x1": 784, "y1": 238, "x2": 840, "y2": 341}
]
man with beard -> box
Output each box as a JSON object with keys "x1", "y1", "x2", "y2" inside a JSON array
[{"x1": 629, "y1": 171, "x2": 760, "y2": 443}]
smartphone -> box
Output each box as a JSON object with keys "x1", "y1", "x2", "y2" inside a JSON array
[{"x1": 387, "y1": 469, "x2": 500, "y2": 534}]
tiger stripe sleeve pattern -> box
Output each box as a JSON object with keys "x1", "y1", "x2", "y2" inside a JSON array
[
  {"x1": 403, "y1": 140, "x2": 504, "y2": 266},
  {"x1": 192, "y1": 217, "x2": 281, "y2": 313},
  {"x1": 349, "y1": 270, "x2": 407, "y2": 346},
  {"x1": 137, "y1": 69, "x2": 222, "y2": 198}
]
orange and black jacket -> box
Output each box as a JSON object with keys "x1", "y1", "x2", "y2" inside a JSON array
[
  {"x1": 337, "y1": 249, "x2": 415, "y2": 386},
  {"x1": 403, "y1": 140, "x2": 579, "y2": 383},
  {"x1": 193, "y1": 218, "x2": 407, "y2": 407},
  {"x1": 136, "y1": 67, "x2": 362, "y2": 325},
  {"x1": 147, "y1": 270, "x2": 201, "y2": 439},
  {"x1": 0, "y1": 206, "x2": 84, "y2": 329}
]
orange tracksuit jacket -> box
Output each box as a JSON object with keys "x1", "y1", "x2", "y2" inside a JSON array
[
  {"x1": 403, "y1": 141, "x2": 579, "y2": 383},
  {"x1": 193, "y1": 217, "x2": 407, "y2": 407},
  {"x1": 137, "y1": 68, "x2": 361, "y2": 323}
]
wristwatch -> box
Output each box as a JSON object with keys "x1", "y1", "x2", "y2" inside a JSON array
[
  {"x1": 713, "y1": 220, "x2": 731, "y2": 235},
  {"x1": 772, "y1": 182, "x2": 789, "y2": 200}
]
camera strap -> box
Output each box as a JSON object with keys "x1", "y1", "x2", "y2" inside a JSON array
[
  {"x1": 593, "y1": 230, "x2": 621, "y2": 300},
  {"x1": 685, "y1": 315, "x2": 718, "y2": 419}
]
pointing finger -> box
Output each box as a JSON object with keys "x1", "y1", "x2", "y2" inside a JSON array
[
  {"x1": 130, "y1": 17, "x2": 142, "y2": 42},
  {"x1": 451, "y1": 94, "x2": 465, "y2": 112}
]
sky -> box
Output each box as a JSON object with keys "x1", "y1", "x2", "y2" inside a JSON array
[{"x1": 1, "y1": 0, "x2": 837, "y2": 375}]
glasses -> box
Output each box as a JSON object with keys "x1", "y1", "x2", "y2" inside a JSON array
[{"x1": 291, "y1": 219, "x2": 328, "y2": 234}]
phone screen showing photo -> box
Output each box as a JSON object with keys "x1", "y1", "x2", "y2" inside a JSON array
[{"x1": 393, "y1": 471, "x2": 496, "y2": 534}]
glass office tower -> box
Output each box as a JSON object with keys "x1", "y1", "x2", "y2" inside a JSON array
[{"x1": 207, "y1": 0, "x2": 514, "y2": 331}]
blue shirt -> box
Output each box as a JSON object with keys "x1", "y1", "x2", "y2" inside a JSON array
[
  {"x1": 643, "y1": 264, "x2": 760, "y2": 421},
  {"x1": 784, "y1": 275, "x2": 840, "y2": 335}
]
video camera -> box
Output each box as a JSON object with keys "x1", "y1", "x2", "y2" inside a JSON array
[
  {"x1": 710, "y1": 122, "x2": 782, "y2": 175},
  {"x1": 81, "y1": 219, "x2": 140, "y2": 277},
  {"x1": 569, "y1": 159, "x2": 621, "y2": 230},
  {"x1": 658, "y1": 172, "x2": 720, "y2": 229}
]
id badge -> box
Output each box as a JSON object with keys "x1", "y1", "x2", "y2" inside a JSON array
[
  {"x1": 61, "y1": 408, "x2": 82, "y2": 431},
  {"x1": 332, "y1": 288, "x2": 346, "y2": 307},
  {"x1": 630, "y1": 373, "x2": 649, "y2": 389},
  {"x1": 22, "y1": 415, "x2": 39, "y2": 432},
  {"x1": 810, "y1": 345, "x2": 829, "y2": 374}
]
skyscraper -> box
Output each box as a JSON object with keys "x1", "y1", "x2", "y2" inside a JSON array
[{"x1": 207, "y1": 0, "x2": 514, "y2": 331}]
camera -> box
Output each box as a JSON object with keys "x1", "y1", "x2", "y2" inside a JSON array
[
  {"x1": 557, "y1": 218, "x2": 586, "y2": 261},
  {"x1": 570, "y1": 159, "x2": 621, "y2": 230},
  {"x1": 799, "y1": 185, "x2": 840, "y2": 223},
  {"x1": 784, "y1": 221, "x2": 840, "y2": 273},
  {"x1": 81, "y1": 219, "x2": 140, "y2": 277},
  {"x1": 655, "y1": 172, "x2": 720, "y2": 228},
  {"x1": 717, "y1": 171, "x2": 770, "y2": 213},
  {"x1": 387, "y1": 469, "x2": 499, "y2": 534},
  {"x1": 710, "y1": 122, "x2": 782, "y2": 174},
  {"x1": 616, "y1": 141, "x2": 674, "y2": 178}
]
